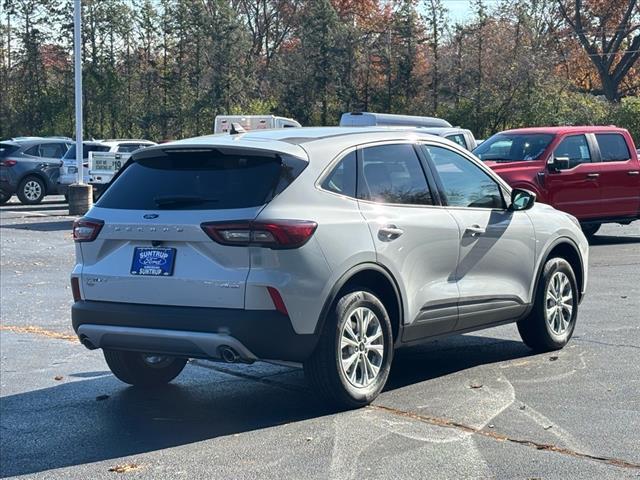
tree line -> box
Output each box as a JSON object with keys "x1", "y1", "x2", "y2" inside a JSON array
[{"x1": 1, "y1": 0, "x2": 638, "y2": 142}]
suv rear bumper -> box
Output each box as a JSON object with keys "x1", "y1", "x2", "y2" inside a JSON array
[{"x1": 72, "y1": 300, "x2": 319, "y2": 363}]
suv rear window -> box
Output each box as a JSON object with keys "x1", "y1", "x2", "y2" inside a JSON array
[
  {"x1": 0, "y1": 143, "x2": 19, "y2": 158},
  {"x1": 63, "y1": 144, "x2": 110, "y2": 160},
  {"x1": 595, "y1": 134, "x2": 630, "y2": 162},
  {"x1": 97, "y1": 150, "x2": 305, "y2": 210}
]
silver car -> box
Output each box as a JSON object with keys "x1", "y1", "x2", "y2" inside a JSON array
[{"x1": 71, "y1": 128, "x2": 589, "y2": 408}]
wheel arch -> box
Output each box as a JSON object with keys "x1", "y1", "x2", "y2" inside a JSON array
[
  {"x1": 315, "y1": 263, "x2": 404, "y2": 346},
  {"x1": 533, "y1": 237, "x2": 585, "y2": 302}
]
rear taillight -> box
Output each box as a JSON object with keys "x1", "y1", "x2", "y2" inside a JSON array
[
  {"x1": 72, "y1": 217, "x2": 104, "y2": 242},
  {"x1": 0, "y1": 159, "x2": 17, "y2": 167},
  {"x1": 201, "y1": 220, "x2": 317, "y2": 249},
  {"x1": 71, "y1": 277, "x2": 82, "y2": 301}
]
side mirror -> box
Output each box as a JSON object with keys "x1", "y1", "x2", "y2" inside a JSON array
[
  {"x1": 509, "y1": 188, "x2": 536, "y2": 211},
  {"x1": 548, "y1": 156, "x2": 570, "y2": 172}
]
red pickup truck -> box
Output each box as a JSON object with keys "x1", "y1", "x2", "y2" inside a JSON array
[{"x1": 474, "y1": 126, "x2": 640, "y2": 236}]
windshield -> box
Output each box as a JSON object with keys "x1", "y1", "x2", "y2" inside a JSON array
[
  {"x1": 473, "y1": 133, "x2": 554, "y2": 162},
  {"x1": 62, "y1": 144, "x2": 110, "y2": 160}
]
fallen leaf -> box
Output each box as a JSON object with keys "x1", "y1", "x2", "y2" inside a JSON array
[
  {"x1": 108, "y1": 463, "x2": 142, "y2": 473},
  {"x1": 54, "y1": 375, "x2": 63, "y2": 381}
]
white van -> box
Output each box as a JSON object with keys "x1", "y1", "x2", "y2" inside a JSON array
[
  {"x1": 339, "y1": 112, "x2": 452, "y2": 128},
  {"x1": 214, "y1": 115, "x2": 301, "y2": 134}
]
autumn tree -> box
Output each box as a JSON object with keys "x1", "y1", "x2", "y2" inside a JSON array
[{"x1": 557, "y1": 0, "x2": 640, "y2": 101}]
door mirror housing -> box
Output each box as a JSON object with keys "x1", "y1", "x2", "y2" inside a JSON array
[
  {"x1": 548, "y1": 156, "x2": 570, "y2": 172},
  {"x1": 509, "y1": 188, "x2": 536, "y2": 211}
]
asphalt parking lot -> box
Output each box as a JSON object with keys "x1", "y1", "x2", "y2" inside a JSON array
[{"x1": 1, "y1": 196, "x2": 639, "y2": 479}]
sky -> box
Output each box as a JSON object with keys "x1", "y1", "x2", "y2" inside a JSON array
[{"x1": 440, "y1": 0, "x2": 502, "y2": 24}]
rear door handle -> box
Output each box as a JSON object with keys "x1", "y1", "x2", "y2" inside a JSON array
[
  {"x1": 586, "y1": 173, "x2": 600, "y2": 179},
  {"x1": 465, "y1": 225, "x2": 486, "y2": 237},
  {"x1": 378, "y1": 224, "x2": 404, "y2": 241},
  {"x1": 628, "y1": 171, "x2": 640, "y2": 176}
]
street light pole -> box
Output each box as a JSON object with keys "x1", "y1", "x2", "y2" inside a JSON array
[
  {"x1": 73, "y1": 0, "x2": 83, "y2": 186},
  {"x1": 69, "y1": 0, "x2": 92, "y2": 215}
]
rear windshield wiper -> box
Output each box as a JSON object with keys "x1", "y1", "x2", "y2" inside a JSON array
[{"x1": 153, "y1": 195, "x2": 218, "y2": 208}]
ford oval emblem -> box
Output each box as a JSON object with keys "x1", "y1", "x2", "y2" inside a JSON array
[{"x1": 143, "y1": 214, "x2": 159, "y2": 219}]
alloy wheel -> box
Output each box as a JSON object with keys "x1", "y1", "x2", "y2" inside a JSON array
[
  {"x1": 545, "y1": 271, "x2": 574, "y2": 335},
  {"x1": 340, "y1": 306, "x2": 385, "y2": 388},
  {"x1": 23, "y1": 180, "x2": 42, "y2": 201}
]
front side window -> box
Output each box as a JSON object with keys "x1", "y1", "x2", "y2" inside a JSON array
[
  {"x1": 554, "y1": 135, "x2": 591, "y2": 168},
  {"x1": 322, "y1": 151, "x2": 356, "y2": 197},
  {"x1": 425, "y1": 145, "x2": 504, "y2": 209},
  {"x1": 595, "y1": 134, "x2": 630, "y2": 162},
  {"x1": 358, "y1": 144, "x2": 433, "y2": 205}
]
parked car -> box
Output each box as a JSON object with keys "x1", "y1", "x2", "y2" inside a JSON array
[
  {"x1": 71, "y1": 127, "x2": 588, "y2": 408},
  {"x1": 87, "y1": 140, "x2": 156, "y2": 196},
  {"x1": 418, "y1": 127, "x2": 478, "y2": 151},
  {"x1": 339, "y1": 114, "x2": 475, "y2": 150},
  {"x1": 0, "y1": 137, "x2": 72, "y2": 204},
  {"x1": 474, "y1": 126, "x2": 640, "y2": 237},
  {"x1": 59, "y1": 139, "x2": 155, "y2": 198},
  {"x1": 340, "y1": 111, "x2": 451, "y2": 128},
  {"x1": 214, "y1": 115, "x2": 301, "y2": 133}
]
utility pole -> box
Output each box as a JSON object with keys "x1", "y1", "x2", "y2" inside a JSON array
[{"x1": 68, "y1": 0, "x2": 92, "y2": 215}]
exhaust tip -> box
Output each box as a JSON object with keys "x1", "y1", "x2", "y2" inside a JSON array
[
  {"x1": 219, "y1": 345, "x2": 240, "y2": 363},
  {"x1": 79, "y1": 335, "x2": 97, "y2": 350}
]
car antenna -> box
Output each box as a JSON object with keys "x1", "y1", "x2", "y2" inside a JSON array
[{"x1": 230, "y1": 122, "x2": 246, "y2": 135}]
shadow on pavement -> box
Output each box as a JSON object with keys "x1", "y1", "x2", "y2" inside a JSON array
[
  {"x1": 0, "y1": 335, "x2": 531, "y2": 477},
  {"x1": 589, "y1": 234, "x2": 640, "y2": 246},
  {"x1": 0, "y1": 220, "x2": 73, "y2": 232},
  {"x1": 0, "y1": 203, "x2": 68, "y2": 212}
]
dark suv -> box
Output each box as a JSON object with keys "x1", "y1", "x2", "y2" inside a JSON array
[{"x1": 0, "y1": 138, "x2": 72, "y2": 205}]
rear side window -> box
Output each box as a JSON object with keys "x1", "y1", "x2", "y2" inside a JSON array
[
  {"x1": 446, "y1": 134, "x2": 467, "y2": 149},
  {"x1": 322, "y1": 151, "x2": 356, "y2": 197},
  {"x1": 595, "y1": 134, "x2": 630, "y2": 162},
  {"x1": 39, "y1": 143, "x2": 67, "y2": 158},
  {"x1": 358, "y1": 144, "x2": 433, "y2": 205},
  {"x1": 0, "y1": 143, "x2": 19, "y2": 158},
  {"x1": 97, "y1": 150, "x2": 304, "y2": 210}
]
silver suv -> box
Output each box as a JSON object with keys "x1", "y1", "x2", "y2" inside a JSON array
[{"x1": 71, "y1": 128, "x2": 589, "y2": 408}]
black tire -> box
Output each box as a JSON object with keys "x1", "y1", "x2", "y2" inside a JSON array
[
  {"x1": 0, "y1": 192, "x2": 10, "y2": 205},
  {"x1": 103, "y1": 350, "x2": 187, "y2": 386},
  {"x1": 581, "y1": 223, "x2": 600, "y2": 238},
  {"x1": 517, "y1": 258, "x2": 578, "y2": 352},
  {"x1": 304, "y1": 288, "x2": 394, "y2": 409},
  {"x1": 17, "y1": 176, "x2": 46, "y2": 204}
]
